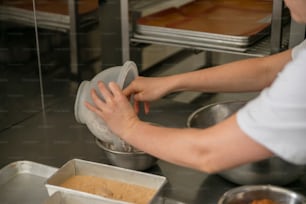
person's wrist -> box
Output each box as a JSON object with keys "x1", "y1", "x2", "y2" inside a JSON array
[
  {"x1": 121, "y1": 118, "x2": 142, "y2": 141},
  {"x1": 166, "y1": 74, "x2": 184, "y2": 93}
]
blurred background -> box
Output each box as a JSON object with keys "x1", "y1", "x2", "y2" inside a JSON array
[{"x1": 1, "y1": 0, "x2": 305, "y2": 133}]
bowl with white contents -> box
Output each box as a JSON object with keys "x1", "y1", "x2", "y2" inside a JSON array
[
  {"x1": 74, "y1": 61, "x2": 138, "y2": 152},
  {"x1": 96, "y1": 138, "x2": 157, "y2": 171}
]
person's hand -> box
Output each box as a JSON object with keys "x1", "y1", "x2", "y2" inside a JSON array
[
  {"x1": 85, "y1": 81, "x2": 139, "y2": 138},
  {"x1": 123, "y1": 76, "x2": 171, "y2": 114}
]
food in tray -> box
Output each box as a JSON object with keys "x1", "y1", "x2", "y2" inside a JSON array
[
  {"x1": 137, "y1": 8, "x2": 188, "y2": 27},
  {"x1": 60, "y1": 175, "x2": 157, "y2": 204},
  {"x1": 137, "y1": 0, "x2": 273, "y2": 37},
  {"x1": 250, "y1": 199, "x2": 277, "y2": 204},
  {"x1": 45, "y1": 159, "x2": 167, "y2": 204}
]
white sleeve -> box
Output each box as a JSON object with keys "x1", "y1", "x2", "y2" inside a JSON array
[
  {"x1": 292, "y1": 39, "x2": 306, "y2": 59},
  {"x1": 237, "y1": 49, "x2": 306, "y2": 165}
]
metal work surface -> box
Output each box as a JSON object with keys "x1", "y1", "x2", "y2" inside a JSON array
[
  {"x1": 1, "y1": 96, "x2": 306, "y2": 204},
  {"x1": 0, "y1": 161, "x2": 57, "y2": 204}
]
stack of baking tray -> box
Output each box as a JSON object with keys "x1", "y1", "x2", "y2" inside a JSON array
[
  {"x1": 0, "y1": 0, "x2": 98, "y2": 32},
  {"x1": 129, "y1": 0, "x2": 194, "y2": 17},
  {"x1": 133, "y1": 0, "x2": 274, "y2": 52}
]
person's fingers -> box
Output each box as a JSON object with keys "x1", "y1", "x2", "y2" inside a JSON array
[
  {"x1": 134, "y1": 92, "x2": 147, "y2": 102},
  {"x1": 108, "y1": 82, "x2": 123, "y2": 98},
  {"x1": 122, "y1": 84, "x2": 134, "y2": 97},
  {"x1": 144, "y1": 102, "x2": 150, "y2": 114},
  {"x1": 90, "y1": 89, "x2": 107, "y2": 110},
  {"x1": 133, "y1": 100, "x2": 139, "y2": 114},
  {"x1": 97, "y1": 81, "x2": 113, "y2": 102},
  {"x1": 133, "y1": 101, "x2": 149, "y2": 114},
  {"x1": 108, "y1": 82, "x2": 144, "y2": 114},
  {"x1": 84, "y1": 101, "x2": 104, "y2": 119}
]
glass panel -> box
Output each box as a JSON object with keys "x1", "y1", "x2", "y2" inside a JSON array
[
  {"x1": 34, "y1": 0, "x2": 101, "y2": 107},
  {"x1": 0, "y1": 0, "x2": 101, "y2": 131},
  {"x1": 0, "y1": 0, "x2": 42, "y2": 131}
]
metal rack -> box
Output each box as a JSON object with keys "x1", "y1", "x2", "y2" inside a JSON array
[
  {"x1": 0, "y1": 0, "x2": 99, "y2": 79},
  {"x1": 99, "y1": 0, "x2": 305, "y2": 70}
]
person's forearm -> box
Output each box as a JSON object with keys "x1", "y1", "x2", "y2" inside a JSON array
[
  {"x1": 122, "y1": 120, "x2": 211, "y2": 171},
  {"x1": 166, "y1": 49, "x2": 292, "y2": 93},
  {"x1": 120, "y1": 115, "x2": 272, "y2": 173}
]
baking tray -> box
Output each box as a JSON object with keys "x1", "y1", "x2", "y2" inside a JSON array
[
  {"x1": 44, "y1": 191, "x2": 188, "y2": 204},
  {"x1": 45, "y1": 159, "x2": 167, "y2": 204},
  {"x1": 44, "y1": 191, "x2": 120, "y2": 204},
  {"x1": 0, "y1": 160, "x2": 58, "y2": 204},
  {"x1": 0, "y1": 6, "x2": 98, "y2": 32},
  {"x1": 132, "y1": 33, "x2": 248, "y2": 52},
  {"x1": 136, "y1": 24, "x2": 269, "y2": 46},
  {"x1": 135, "y1": 0, "x2": 273, "y2": 48}
]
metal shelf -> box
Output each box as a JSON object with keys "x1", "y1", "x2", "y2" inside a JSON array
[
  {"x1": 0, "y1": 0, "x2": 99, "y2": 79},
  {"x1": 130, "y1": 0, "x2": 292, "y2": 57},
  {"x1": 99, "y1": 0, "x2": 304, "y2": 71},
  {"x1": 131, "y1": 24, "x2": 290, "y2": 57}
]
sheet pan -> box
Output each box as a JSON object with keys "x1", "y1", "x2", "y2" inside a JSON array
[{"x1": 0, "y1": 160, "x2": 57, "y2": 204}]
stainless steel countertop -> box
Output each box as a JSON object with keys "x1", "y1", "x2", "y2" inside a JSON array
[{"x1": 1, "y1": 95, "x2": 306, "y2": 204}]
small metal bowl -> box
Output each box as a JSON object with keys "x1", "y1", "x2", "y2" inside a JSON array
[
  {"x1": 96, "y1": 138, "x2": 157, "y2": 171},
  {"x1": 218, "y1": 185, "x2": 306, "y2": 204},
  {"x1": 187, "y1": 101, "x2": 305, "y2": 185}
]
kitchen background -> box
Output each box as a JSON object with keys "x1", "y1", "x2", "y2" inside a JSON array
[
  {"x1": 0, "y1": 0, "x2": 306, "y2": 203},
  {"x1": 2, "y1": 0, "x2": 305, "y2": 133}
]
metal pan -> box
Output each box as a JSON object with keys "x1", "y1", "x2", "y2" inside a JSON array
[
  {"x1": 44, "y1": 191, "x2": 189, "y2": 204},
  {"x1": 135, "y1": 25, "x2": 269, "y2": 48},
  {"x1": 0, "y1": 160, "x2": 57, "y2": 204},
  {"x1": 132, "y1": 33, "x2": 248, "y2": 52},
  {"x1": 45, "y1": 159, "x2": 167, "y2": 204},
  {"x1": 44, "y1": 191, "x2": 120, "y2": 204}
]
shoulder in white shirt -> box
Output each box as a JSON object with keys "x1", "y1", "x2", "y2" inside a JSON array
[{"x1": 237, "y1": 40, "x2": 306, "y2": 165}]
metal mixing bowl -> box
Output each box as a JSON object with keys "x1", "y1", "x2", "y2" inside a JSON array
[
  {"x1": 218, "y1": 185, "x2": 306, "y2": 204},
  {"x1": 96, "y1": 138, "x2": 157, "y2": 171},
  {"x1": 187, "y1": 101, "x2": 305, "y2": 185}
]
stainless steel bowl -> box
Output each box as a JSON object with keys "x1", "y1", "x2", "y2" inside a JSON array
[
  {"x1": 218, "y1": 157, "x2": 305, "y2": 185},
  {"x1": 187, "y1": 101, "x2": 305, "y2": 185},
  {"x1": 187, "y1": 101, "x2": 246, "y2": 129},
  {"x1": 96, "y1": 138, "x2": 157, "y2": 171},
  {"x1": 218, "y1": 185, "x2": 306, "y2": 204}
]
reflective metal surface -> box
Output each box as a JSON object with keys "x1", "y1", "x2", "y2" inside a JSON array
[
  {"x1": 187, "y1": 101, "x2": 246, "y2": 128},
  {"x1": 0, "y1": 96, "x2": 306, "y2": 204},
  {"x1": 187, "y1": 101, "x2": 306, "y2": 186},
  {"x1": 220, "y1": 157, "x2": 306, "y2": 186},
  {"x1": 96, "y1": 138, "x2": 157, "y2": 171},
  {"x1": 0, "y1": 161, "x2": 57, "y2": 204},
  {"x1": 218, "y1": 185, "x2": 306, "y2": 204}
]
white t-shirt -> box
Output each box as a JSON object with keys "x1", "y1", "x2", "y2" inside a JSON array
[{"x1": 237, "y1": 40, "x2": 306, "y2": 165}]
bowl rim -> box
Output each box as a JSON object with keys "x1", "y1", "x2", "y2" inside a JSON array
[
  {"x1": 116, "y1": 61, "x2": 139, "y2": 90},
  {"x1": 74, "y1": 80, "x2": 89, "y2": 123},
  {"x1": 95, "y1": 138, "x2": 149, "y2": 155},
  {"x1": 218, "y1": 185, "x2": 306, "y2": 204},
  {"x1": 186, "y1": 100, "x2": 247, "y2": 128}
]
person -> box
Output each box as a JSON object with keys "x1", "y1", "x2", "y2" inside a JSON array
[{"x1": 85, "y1": 0, "x2": 306, "y2": 173}]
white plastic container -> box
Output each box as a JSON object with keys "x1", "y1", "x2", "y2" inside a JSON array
[{"x1": 74, "y1": 61, "x2": 138, "y2": 151}]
